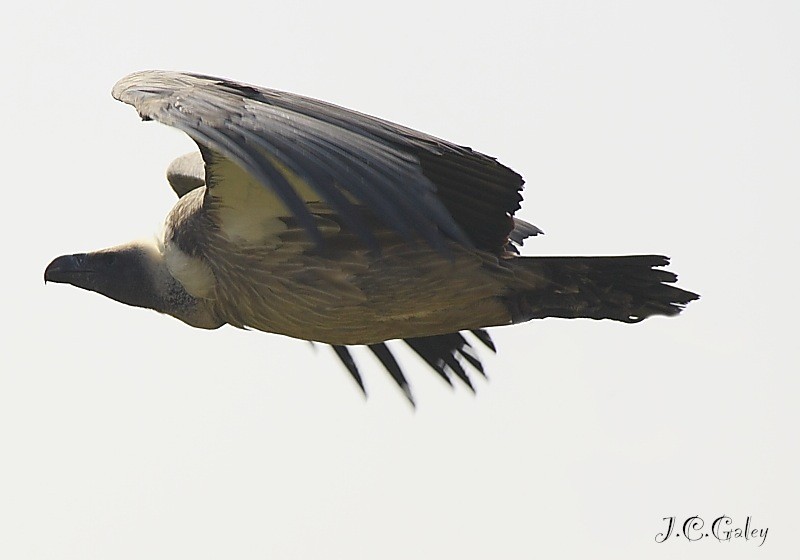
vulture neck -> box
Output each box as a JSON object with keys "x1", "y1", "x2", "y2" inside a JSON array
[{"x1": 45, "y1": 238, "x2": 223, "y2": 330}]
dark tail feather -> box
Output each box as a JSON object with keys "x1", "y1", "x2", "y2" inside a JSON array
[{"x1": 507, "y1": 255, "x2": 699, "y2": 323}]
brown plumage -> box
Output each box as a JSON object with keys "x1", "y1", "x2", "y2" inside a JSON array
[{"x1": 44, "y1": 71, "x2": 698, "y2": 404}]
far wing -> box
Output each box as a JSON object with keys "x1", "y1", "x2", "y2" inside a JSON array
[
  {"x1": 506, "y1": 217, "x2": 544, "y2": 254},
  {"x1": 166, "y1": 152, "x2": 205, "y2": 197}
]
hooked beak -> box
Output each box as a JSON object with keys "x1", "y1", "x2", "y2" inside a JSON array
[{"x1": 44, "y1": 253, "x2": 91, "y2": 284}]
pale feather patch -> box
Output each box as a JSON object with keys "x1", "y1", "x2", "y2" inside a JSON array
[
  {"x1": 162, "y1": 239, "x2": 216, "y2": 299},
  {"x1": 207, "y1": 151, "x2": 324, "y2": 245}
]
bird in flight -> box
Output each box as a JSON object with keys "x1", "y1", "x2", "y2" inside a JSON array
[{"x1": 45, "y1": 71, "x2": 698, "y2": 404}]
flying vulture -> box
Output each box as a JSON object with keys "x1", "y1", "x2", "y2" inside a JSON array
[{"x1": 45, "y1": 71, "x2": 698, "y2": 404}]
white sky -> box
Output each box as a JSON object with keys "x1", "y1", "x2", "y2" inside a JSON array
[{"x1": 2, "y1": 1, "x2": 798, "y2": 558}]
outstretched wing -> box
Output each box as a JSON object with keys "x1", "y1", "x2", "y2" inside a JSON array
[{"x1": 112, "y1": 70, "x2": 527, "y2": 253}]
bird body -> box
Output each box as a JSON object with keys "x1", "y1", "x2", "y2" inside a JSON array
[
  {"x1": 167, "y1": 198, "x2": 512, "y2": 345},
  {"x1": 45, "y1": 71, "x2": 698, "y2": 401}
]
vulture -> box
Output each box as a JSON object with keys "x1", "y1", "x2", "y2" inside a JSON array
[{"x1": 45, "y1": 71, "x2": 698, "y2": 404}]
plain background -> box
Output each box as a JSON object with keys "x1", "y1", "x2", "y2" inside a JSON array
[{"x1": 2, "y1": 1, "x2": 798, "y2": 558}]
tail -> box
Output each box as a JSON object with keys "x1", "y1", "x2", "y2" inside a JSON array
[{"x1": 506, "y1": 255, "x2": 699, "y2": 323}]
